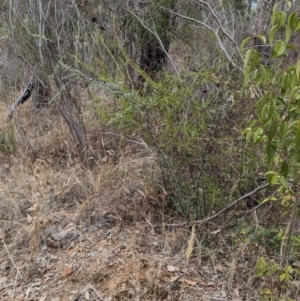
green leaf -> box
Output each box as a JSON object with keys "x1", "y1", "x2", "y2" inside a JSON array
[
  {"x1": 288, "y1": 12, "x2": 297, "y2": 29},
  {"x1": 253, "y1": 128, "x2": 264, "y2": 143},
  {"x1": 291, "y1": 72, "x2": 299, "y2": 89},
  {"x1": 280, "y1": 272, "x2": 287, "y2": 282},
  {"x1": 290, "y1": 152, "x2": 300, "y2": 165},
  {"x1": 272, "y1": 107, "x2": 280, "y2": 121},
  {"x1": 273, "y1": 40, "x2": 286, "y2": 57},
  {"x1": 271, "y1": 11, "x2": 279, "y2": 26},
  {"x1": 275, "y1": 97, "x2": 286, "y2": 107},
  {"x1": 285, "y1": 1, "x2": 292, "y2": 10},
  {"x1": 250, "y1": 51, "x2": 260, "y2": 71},
  {"x1": 284, "y1": 73, "x2": 292, "y2": 93},
  {"x1": 246, "y1": 131, "x2": 252, "y2": 143},
  {"x1": 296, "y1": 60, "x2": 300, "y2": 80},
  {"x1": 266, "y1": 171, "x2": 275, "y2": 183},
  {"x1": 254, "y1": 72, "x2": 264, "y2": 86},
  {"x1": 281, "y1": 160, "x2": 289, "y2": 177},
  {"x1": 279, "y1": 122, "x2": 288, "y2": 140},
  {"x1": 280, "y1": 73, "x2": 287, "y2": 89},
  {"x1": 295, "y1": 19, "x2": 300, "y2": 32},
  {"x1": 240, "y1": 36, "x2": 252, "y2": 50},
  {"x1": 244, "y1": 66, "x2": 251, "y2": 83},
  {"x1": 286, "y1": 43, "x2": 298, "y2": 51},
  {"x1": 289, "y1": 120, "x2": 299, "y2": 129},
  {"x1": 280, "y1": 176, "x2": 289, "y2": 189},
  {"x1": 280, "y1": 136, "x2": 293, "y2": 148},
  {"x1": 270, "y1": 173, "x2": 278, "y2": 185},
  {"x1": 294, "y1": 119, "x2": 300, "y2": 153},
  {"x1": 285, "y1": 24, "x2": 292, "y2": 42},
  {"x1": 269, "y1": 25, "x2": 279, "y2": 45},
  {"x1": 259, "y1": 104, "x2": 268, "y2": 120},
  {"x1": 273, "y1": 3, "x2": 280, "y2": 13},
  {"x1": 289, "y1": 86, "x2": 300, "y2": 99},
  {"x1": 266, "y1": 142, "x2": 277, "y2": 165},
  {"x1": 244, "y1": 49, "x2": 254, "y2": 69},
  {"x1": 256, "y1": 35, "x2": 266, "y2": 44},
  {"x1": 267, "y1": 105, "x2": 274, "y2": 120},
  {"x1": 277, "y1": 11, "x2": 287, "y2": 28},
  {"x1": 268, "y1": 121, "x2": 278, "y2": 142},
  {"x1": 260, "y1": 64, "x2": 269, "y2": 81}
]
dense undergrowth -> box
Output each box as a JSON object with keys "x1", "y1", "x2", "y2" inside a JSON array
[{"x1": 1, "y1": 1, "x2": 300, "y2": 300}]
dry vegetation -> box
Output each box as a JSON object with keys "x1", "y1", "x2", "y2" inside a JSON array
[
  {"x1": 0, "y1": 96, "x2": 269, "y2": 301},
  {"x1": 1, "y1": 1, "x2": 300, "y2": 301}
]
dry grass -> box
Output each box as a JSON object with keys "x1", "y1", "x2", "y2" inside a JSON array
[{"x1": 0, "y1": 98, "x2": 280, "y2": 301}]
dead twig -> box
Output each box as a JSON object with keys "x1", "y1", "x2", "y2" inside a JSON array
[{"x1": 195, "y1": 183, "x2": 269, "y2": 224}]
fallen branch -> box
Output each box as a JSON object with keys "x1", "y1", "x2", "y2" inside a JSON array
[
  {"x1": 6, "y1": 76, "x2": 35, "y2": 121},
  {"x1": 194, "y1": 183, "x2": 269, "y2": 224}
]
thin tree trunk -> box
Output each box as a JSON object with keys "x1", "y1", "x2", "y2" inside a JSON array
[{"x1": 281, "y1": 178, "x2": 300, "y2": 268}]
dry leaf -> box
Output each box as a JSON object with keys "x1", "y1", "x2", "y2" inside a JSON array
[
  {"x1": 186, "y1": 224, "x2": 195, "y2": 261},
  {"x1": 292, "y1": 261, "x2": 300, "y2": 268},
  {"x1": 0, "y1": 276, "x2": 7, "y2": 285},
  {"x1": 191, "y1": 277, "x2": 206, "y2": 285},
  {"x1": 233, "y1": 288, "x2": 239, "y2": 297},
  {"x1": 167, "y1": 265, "x2": 179, "y2": 272},
  {"x1": 15, "y1": 294, "x2": 25, "y2": 300},
  {"x1": 215, "y1": 263, "x2": 224, "y2": 272},
  {"x1": 61, "y1": 268, "x2": 74, "y2": 278},
  {"x1": 180, "y1": 268, "x2": 188, "y2": 274},
  {"x1": 28, "y1": 203, "x2": 39, "y2": 212},
  {"x1": 99, "y1": 240, "x2": 108, "y2": 246},
  {"x1": 249, "y1": 85, "x2": 256, "y2": 98},
  {"x1": 102, "y1": 156, "x2": 109, "y2": 163},
  {"x1": 292, "y1": 280, "x2": 300, "y2": 286},
  {"x1": 211, "y1": 228, "x2": 221, "y2": 234},
  {"x1": 27, "y1": 214, "x2": 33, "y2": 223},
  {"x1": 27, "y1": 203, "x2": 40, "y2": 212},
  {"x1": 184, "y1": 278, "x2": 197, "y2": 286},
  {"x1": 85, "y1": 290, "x2": 90, "y2": 300},
  {"x1": 169, "y1": 275, "x2": 180, "y2": 282},
  {"x1": 43, "y1": 274, "x2": 53, "y2": 281}
]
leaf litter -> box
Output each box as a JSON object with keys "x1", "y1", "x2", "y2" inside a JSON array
[{"x1": 0, "y1": 106, "x2": 263, "y2": 300}]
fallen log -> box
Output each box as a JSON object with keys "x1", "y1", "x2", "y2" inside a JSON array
[{"x1": 6, "y1": 76, "x2": 35, "y2": 122}]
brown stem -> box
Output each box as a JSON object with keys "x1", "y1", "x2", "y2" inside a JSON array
[
  {"x1": 194, "y1": 183, "x2": 269, "y2": 224},
  {"x1": 281, "y1": 178, "x2": 300, "y2": 268}
]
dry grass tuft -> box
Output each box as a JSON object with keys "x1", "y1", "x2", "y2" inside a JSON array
[
  {"x1": 77, "y1": 150, "x2": 161, "y2": 224},
  {"x1": 0, "y1": 94, "x2": 162, "y2": 256}
]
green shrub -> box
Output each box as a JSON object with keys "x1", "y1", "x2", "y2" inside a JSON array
[{"x1": 0, "y1": 124, "x2": 16, "y2": 154}]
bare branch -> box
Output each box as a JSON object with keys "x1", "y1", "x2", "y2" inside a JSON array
[
  {"x1": 194, "y1": 183, "x2": 269, "y2": 224},
  {"x1": 164, "y1": 8, "x2": 244, "y2": 74},
  {"x1": 125, "y1": 7, "x2": 179, "y2": 76}
]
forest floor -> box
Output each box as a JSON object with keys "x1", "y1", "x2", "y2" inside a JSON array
[{"x1": 0, "y1": 99, "x2": 265, "y2": 301}]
